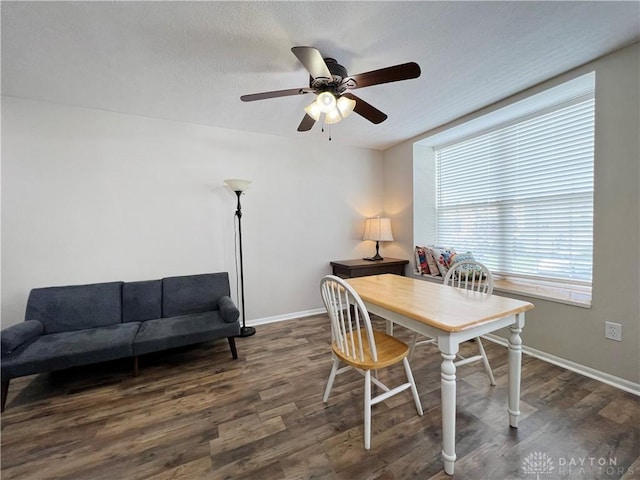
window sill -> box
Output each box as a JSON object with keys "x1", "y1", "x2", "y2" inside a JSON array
[
  {"x1": 493, "y1": 277, "x2": 591, "y2": 308},
  {"x1": 411, "y1": 271, "x2": 592, "y2": 308}
]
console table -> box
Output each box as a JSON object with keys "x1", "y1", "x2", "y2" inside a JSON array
[{"x1": 330, "y1": 258, "x2": 409, "y2": 279}]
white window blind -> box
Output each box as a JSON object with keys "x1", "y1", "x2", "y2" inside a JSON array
[{"x1": 435, "y1": 96, "x2": 594, "y2": 284}]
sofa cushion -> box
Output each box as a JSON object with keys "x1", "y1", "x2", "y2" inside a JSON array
[
  {"x1": 0, "y1": 322, "x2": 140, "y2": 379},
  {"x1": 133, "y1": 311, "x2": 239, "y2": 356},
  {"x1": 26, "y1": 282, "x2": 124, "y2": 334},
  {"x1": 162, "y1": 273, "x2": 231, "y2": 318},
  {"x1": 123, "y1": 280, "x2": 162, "y2": 323}
]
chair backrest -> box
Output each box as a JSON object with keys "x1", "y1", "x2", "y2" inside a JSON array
[
  {"x1": 320, "y1": 275, "x2": 377, "y2": 363},
  {"x1": 443, "y1": 260, "x2": 494, "y2": 294}
]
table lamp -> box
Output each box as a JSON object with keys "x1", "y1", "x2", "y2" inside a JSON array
[{"x1": 362, "y1": 217, "x2": 393, "y2": 261}]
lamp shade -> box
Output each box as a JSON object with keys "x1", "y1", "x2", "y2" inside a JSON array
[
  {"x1": 324, "y1": 107, "x2": 342, "y2": 124},
  {"x1": 304, "y1": 101, "x2": 322, "y2": 121},
  {"x1": 337, "y1": 96, "x2": 356, "y2": 118},
  {"x1": 224, "y1": 179, "x2": 251, "y2": 192},
  {"x1": 363, "y1": 217, "x2": 394, "y2": 241},
  {"x1": 317, "y1": 92, "x2": 337, "y2": 113}
]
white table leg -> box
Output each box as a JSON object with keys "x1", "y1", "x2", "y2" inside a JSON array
[
  {"x1": 507, "y1": 313, "x2": 525, "y2": 427},
  {"x1": 441, "y1": 351, "x2": 457, "y2": 475}
]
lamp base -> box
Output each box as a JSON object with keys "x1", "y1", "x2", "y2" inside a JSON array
[
  {"x1": 363, "y1": 240, "x2": 384, "y2": 261},
  {"x1": 237, "y1": 326, "x2": 256, "y2": 338}
]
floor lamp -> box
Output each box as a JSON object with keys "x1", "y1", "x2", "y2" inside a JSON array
[{"x1": 225, "y1": 179, "x2": 256, "y2": 337}]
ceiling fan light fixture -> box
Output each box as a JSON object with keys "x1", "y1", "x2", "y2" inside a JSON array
[
  {"x1": 324, "y1": 107, "x2": 342, "y2": 124},
  {"x1": 337, "y1": 96, "x2": 356, "y2": 118},
  {"x1": 304, "y1": 101, "x2": 322, "y2": 121},
  {"x1": 317, "y1": 91, "x2": 337, "y2": 113}
]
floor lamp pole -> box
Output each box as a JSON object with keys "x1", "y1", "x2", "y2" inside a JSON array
[{"x1": 234, "y1": 190, "x2": 256, "y2": 337}]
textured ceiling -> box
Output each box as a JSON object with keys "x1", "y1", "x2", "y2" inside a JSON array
[{"x1": 2, "y1": 1, "x2": 639, "y2": 150}]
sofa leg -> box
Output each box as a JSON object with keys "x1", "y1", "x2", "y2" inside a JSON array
[
  {"x1": 228, "y1": 337, "x2": 238, "y2": 359},
  {"x1": 133, "y1": 356, "x2": 139, "y2": 377},
  {"x1": 1, "y1": 379, "x2": 9, "y2": 413}
]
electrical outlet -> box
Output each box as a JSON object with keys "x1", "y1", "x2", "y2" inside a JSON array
[{"x1": 605, "y1": 321, "x2": 622, "y2": 341}]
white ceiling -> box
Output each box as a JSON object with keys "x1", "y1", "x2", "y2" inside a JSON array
[{"x1": 2, "y1": 1, "x2": 639, "y2": 151}]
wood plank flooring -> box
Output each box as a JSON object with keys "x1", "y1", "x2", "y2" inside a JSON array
[{"x1": 1, "y1": 315, "x2": 639, "y2": 479}]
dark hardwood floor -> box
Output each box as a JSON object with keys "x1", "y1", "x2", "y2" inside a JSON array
[{"x1": 1, "y1": 315, "x2": 638, "y2": 479}]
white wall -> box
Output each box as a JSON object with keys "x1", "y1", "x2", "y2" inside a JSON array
[
  {"x1": 383, "y1": 43, "x2": 640, "y2": 385},
  {"x1": 1, "y1": 97, "x2": 384, "y2": 327}
]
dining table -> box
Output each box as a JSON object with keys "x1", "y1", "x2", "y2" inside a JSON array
[{"x1": 346, "y1": 274, "x2": 534, "y2": 475}]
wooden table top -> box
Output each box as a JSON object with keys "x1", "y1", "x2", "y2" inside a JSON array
[{"x1": 347, "y1": 274, "x2": 534, "y2": 333}]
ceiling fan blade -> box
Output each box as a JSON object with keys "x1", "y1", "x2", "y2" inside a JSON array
[
  {"x1": 297, "y1": 114, "x2": 316, "y2": 132},
  {"x1": 342, "y1": 93, "x2": 387, "y2": 124},
  {"x1": 241, "y1": 87, "x2": 311, "y2": 102},
  {"x1": 291, "y1": 46, "x2": 332, "y2": 81},
  {"x1": 346, "y1": 62, "x2": 421, "y2": 89}
]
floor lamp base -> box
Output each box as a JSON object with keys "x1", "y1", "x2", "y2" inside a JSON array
[{"x1": 238, "y1": 326, "x2": 256, "y2": 338}]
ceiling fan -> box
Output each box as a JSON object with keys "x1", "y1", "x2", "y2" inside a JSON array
[{"x1": 240, "y1": 46, "x2": 421, "y2": 132}]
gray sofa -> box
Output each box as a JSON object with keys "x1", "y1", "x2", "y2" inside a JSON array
[{"x1": 0, "y1": 272, "x2": 240, "y2": 411}]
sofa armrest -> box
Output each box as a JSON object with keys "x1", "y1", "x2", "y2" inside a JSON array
[
  {"x1": 218, "y1": 296, "x2": 240, "y2": 324},
  {"x1": 1, "y1": 320, "x2": 43, "y2": 357}
]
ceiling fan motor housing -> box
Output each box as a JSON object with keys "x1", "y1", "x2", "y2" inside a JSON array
[{"x1": 310, "y1": 58, "x2": 352, "y2": 93}]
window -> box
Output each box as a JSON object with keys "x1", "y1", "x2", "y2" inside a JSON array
[{"x1": 434, "y1": 96, "x2": 594, "y2": 285}]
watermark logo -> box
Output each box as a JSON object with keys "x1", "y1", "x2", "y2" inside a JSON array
[
  {"x1": 522, "y1": 451, "x2": 634, "y2": 478},
  {"x1": 522, "y1": 451, "x2": 554, "y2": 479}
]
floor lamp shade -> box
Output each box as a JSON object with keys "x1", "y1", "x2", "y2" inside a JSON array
[
  {"x1": 224, "y1": 178, "x2": 251, "y2": 192},
  {"x1": 363, "y1": 217, "x2": 393, "y2": 261},
  {"x1": 224, "y1": 178, "x2": 255, "y2": 337}
]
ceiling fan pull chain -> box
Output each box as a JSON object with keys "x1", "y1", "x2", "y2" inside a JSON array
[{"x1": 319, "y1": 118, "x2": 332, "y2": 141}]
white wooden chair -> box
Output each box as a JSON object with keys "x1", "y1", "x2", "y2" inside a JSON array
[
  {"x1": 320, "y1": 275, "x2": 423, "y2": 450},
  {"x1": 409, "y1": 260, "x2": 497, "y2": 385}
]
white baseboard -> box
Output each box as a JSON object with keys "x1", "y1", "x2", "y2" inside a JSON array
[
  {"x1": 484, "y1": 333, "x2": 640, "y2": 396},
  {"x1": 246, "y1": 308, "x2": 326, "y2": 327}
]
